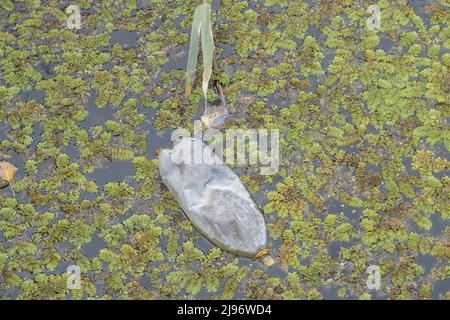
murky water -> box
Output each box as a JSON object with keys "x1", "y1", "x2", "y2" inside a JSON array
[{"x1": 0, "y1": 0, "x2": 448, "y2": 300}]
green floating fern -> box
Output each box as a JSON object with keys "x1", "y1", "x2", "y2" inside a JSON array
[{"x1": 185, "y1": 1, "x2": 214, "y2": 100}]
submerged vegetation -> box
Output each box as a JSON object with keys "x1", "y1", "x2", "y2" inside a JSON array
[{"x1": 0, "y1": 0, "x2": 449, "y2": 300}]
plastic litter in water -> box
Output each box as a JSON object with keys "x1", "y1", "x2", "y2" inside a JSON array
[{"x1": 159, "y1": 138, "x2": 273, "y2": 264}]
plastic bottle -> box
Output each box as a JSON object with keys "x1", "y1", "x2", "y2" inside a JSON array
[{"x1": 159, "y1": 138, "x2": 274, "y2": 266}]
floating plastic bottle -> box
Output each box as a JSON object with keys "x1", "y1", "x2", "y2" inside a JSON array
[{"x1": 159, "y1": 138, "x2": 274, "y2": 266}]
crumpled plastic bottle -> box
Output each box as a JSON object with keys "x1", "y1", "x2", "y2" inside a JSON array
[{"x1": 159, "y1": 138, "x2": 274, "y2": 266}]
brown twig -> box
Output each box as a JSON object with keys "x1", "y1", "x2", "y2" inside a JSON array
[{"x1": 213, "y1": 55, "x2": 226, "y2": 106}]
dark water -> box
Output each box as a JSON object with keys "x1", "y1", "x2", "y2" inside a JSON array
[{"x1": 0, "y1": 0, "x2": 448, "y2": 300}]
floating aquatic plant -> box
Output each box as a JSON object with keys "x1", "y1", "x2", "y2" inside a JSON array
[{"x1": 0, "y1": 0, "x2": 448, "y2": 300}]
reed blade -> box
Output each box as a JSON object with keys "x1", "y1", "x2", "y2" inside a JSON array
[{"x1": 185, "y1": 3, "x2": 214, "y2": 99}]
